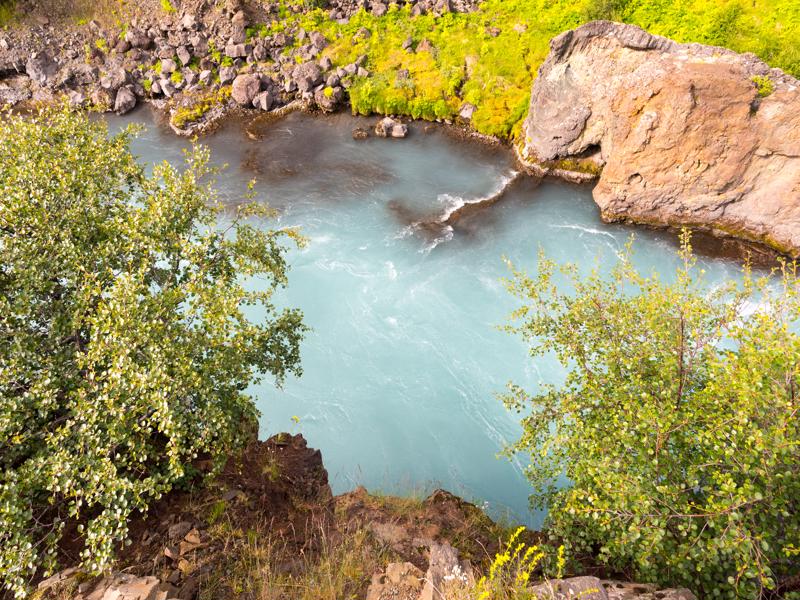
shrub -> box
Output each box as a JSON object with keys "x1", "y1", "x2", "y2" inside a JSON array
[
  {"x1": 752, "y1": 75, "x2": 774, "y2": 97},
  {"x1": 160, "y1": 0, "x2": 175, "y2": 13},
  {"x1": 503, "y1": 234, "x2": 800, "y2": 598},
  {"x1": 0, "y1": 107, "x2": 306, "y2": 597}
]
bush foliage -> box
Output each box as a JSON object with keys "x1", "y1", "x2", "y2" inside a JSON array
[
  {"x1": 268, "y1": 0, "x2": 800, "y2": 138},
  {"x1": 0, "y1": 108, "x2": 306, "y2": 597},
  {"x1": 503, "y1": 236, "x2": 800, "y2": 598}
]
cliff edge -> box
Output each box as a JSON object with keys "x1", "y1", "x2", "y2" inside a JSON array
[{"x1": 521, "y1": 21, "x2": 800, "y2": 255}]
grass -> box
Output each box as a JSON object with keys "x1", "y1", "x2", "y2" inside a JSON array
[
  {"x1": 0, "y1": 0, "x2": 16, "y2": 27},
  {"x1": 195, "y1": 510, "x2": 563, "y2": 600},
  {"x1": 197, "y1": 520, "x2": 395, "y2": 600},
  {"x1": 263, "y1": 0, "x2": 800, "y2": 140}
]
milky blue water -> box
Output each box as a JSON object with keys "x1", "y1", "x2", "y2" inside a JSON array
[{"x1": 106, "y1": 108, "x2": 749, "y2": 527}]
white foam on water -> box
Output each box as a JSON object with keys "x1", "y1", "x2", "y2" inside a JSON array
[
  {"x1": 550, "y1": 223, "x2": 619, "y2": 239},
  {"x1": 437, "y1": 170, "x2": 521, "y2": 223},
  {"x1": 419, "y1": 225, "x2": 454, "y2": 254},
  {"x1": 385, "y1": 261, "x2": 398, "y2": 280}
]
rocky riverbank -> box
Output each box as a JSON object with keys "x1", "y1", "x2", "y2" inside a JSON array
[
  {"x1": 520, "y1": 21, "x2": 800, "y2": 256},
  {"x1": 0, "y1": 0, "x2": 478, "y2": 136},
  {"x1": 32, "y1": 433, "x2": 698, "y2": 600}
]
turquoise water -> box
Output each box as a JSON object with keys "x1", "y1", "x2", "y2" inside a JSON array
[{"x1": 107, "y1": 109, "x2": 748, "y2": 526}]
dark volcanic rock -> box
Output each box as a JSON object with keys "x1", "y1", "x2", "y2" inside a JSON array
[
  {"x1": 231, "y1": 73, "x2": 261, "y2": 105},
  {"x1": 26, "y1": 51, "x2": 58, "y2": 86}
]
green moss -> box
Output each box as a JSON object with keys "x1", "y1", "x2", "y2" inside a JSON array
[
  {"x1": 550, "y1": 157, "x2": 603, "y2": 177},
  {"x1": 752, "y1": 75, "x2": 774, "y2": 97},
  {"x1": 94, "y1": 38, "x2": 109, "y2": 53},
  {"x1": 160, "y1": 0, "x2": 176, "y2": 13},
  {"x1": 172, "y1": 86, "x2": 233, "y2": 130},
  {"x1": 323, "y1": 86, "x2": 335, "y2": 98},
  {"x1": 143, "y1": 79, "x2": 152, "y2": 93},
  {"x1": 170, "y1": 70, "x2": 184, "y2": 85}
]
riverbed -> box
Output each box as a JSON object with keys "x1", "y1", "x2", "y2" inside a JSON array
[{"x1": 106, "y1": 108, "x2": 749, "y2": 526}]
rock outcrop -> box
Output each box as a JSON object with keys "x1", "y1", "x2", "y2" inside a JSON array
[{"x1": 521, "y1": 21, "x2": 800, "y2": 255}]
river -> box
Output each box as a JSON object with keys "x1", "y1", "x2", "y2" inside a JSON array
[{"x1": 105, "y1": 108, "x2": 749, "y2": 526}]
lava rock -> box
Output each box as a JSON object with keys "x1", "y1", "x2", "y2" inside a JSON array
[
  {"x1": 231, "y1": 73, "x2": 261, "y2": 105},
  {"x1": 26, "y1": 52, "x2": 58, "y2": 86},
  {"x1": 113, "y1": 86, "x2": 137, "y2": 114},
  {"x1": 375, "y1": 117, "x2": 407, "y2": 138}
]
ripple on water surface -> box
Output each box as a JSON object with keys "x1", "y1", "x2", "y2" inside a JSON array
[{"x1": 105, "y1": 108, "x2": 751, "y2": 526}]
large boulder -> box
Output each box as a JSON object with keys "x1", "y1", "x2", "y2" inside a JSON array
[
  {"x1": 521, "y1": 21, "x2": 800, "y2": 256},
  {"x1": 26, "y1": 52, "x2": 58, "y2": 86},
  {"x1": 232, "y1": 73, "x2": 261, "y2": 105},
  {"x1": 113, "y1": 86, "x2": 137, "y2": 114},
  {"x1": 292, "y1": 61, "x2": 323, "y2": 92},
  {"x1": 314, "y1": 85, "x2": 344, "y2": 112},
  {"x1": 100, "y1": 67, "x2": 130, "y2": 92}
]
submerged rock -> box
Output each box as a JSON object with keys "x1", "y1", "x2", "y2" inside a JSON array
[
  {"x1": 521, "y1": 21, "x2": 800, "y2": 255},
  {"x1": 375, "y1": 116, "x2": 408, "y2": 138}
]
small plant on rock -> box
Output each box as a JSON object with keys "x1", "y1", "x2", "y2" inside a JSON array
[{"x1": 752, "y1": 75, "x2": 774, "y2": 97}]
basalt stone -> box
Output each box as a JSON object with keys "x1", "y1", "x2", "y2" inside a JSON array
[
  {"x1": 225, "y1": 43, "x2": 251, "y2": 59},
  {"x1": 309, "y1": 31, "x2": 328, "y2": 50},
  {"x1": 217, "y1": 65, "x2": 236, "y2": 84},
  {"x1": 176, "y1": 46, "x2": 192, "y2": 66},
  {"x1": 458, "y1": 102, "x2": 475, "y2": 120},
  {"x1": 293, "y1": 61, "x2": 323, "y2": 90},
  {"x1": 114, "y1": 86, "x2": 137, "y2": 114},
  {"x1": 189, "y1": 34, "x2": 208, "y2": 55},
  {"x1": 160, "y1": 79, "x2": 176, "y2": 97},
  {"x1": 181, "y1": 13, "x2": 198, "y2": 30},
  {"x1": 231, "y1": 73, "x2": 261, "y2": 105},
  {"x1": 26, "y1": 52, "x2": 58, "y2": 86},
  {"x1": 157, "y1": 45, "x2": 176, "y2": 59},
  {"x1": 314, "y1": 85, "x2": 343, "y2": 112},
  {"x1": 71, "y1": 63, "x2": 99, "y2": 85},
  {"x1": 114, "y1": 39, "x2": 131, "y2": 54},
  {"x1": 253, "y1": 43, "x2": 270, "y2": 62},
  {"x1": 100, "y1": 67, "x2": 130, "y2": 91},
  {"x1": 253, "y1": 90, "x2": 273, "y2": 111},
  {"x1": 160, "y1": 58, "x2": 177, "y2": 74},
  {"x1": 375, "y1": 116, "x2": 407, "y2": 138},
  {"x1": 66, "y1": 88, "x2": 87, "y2": 106}
]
